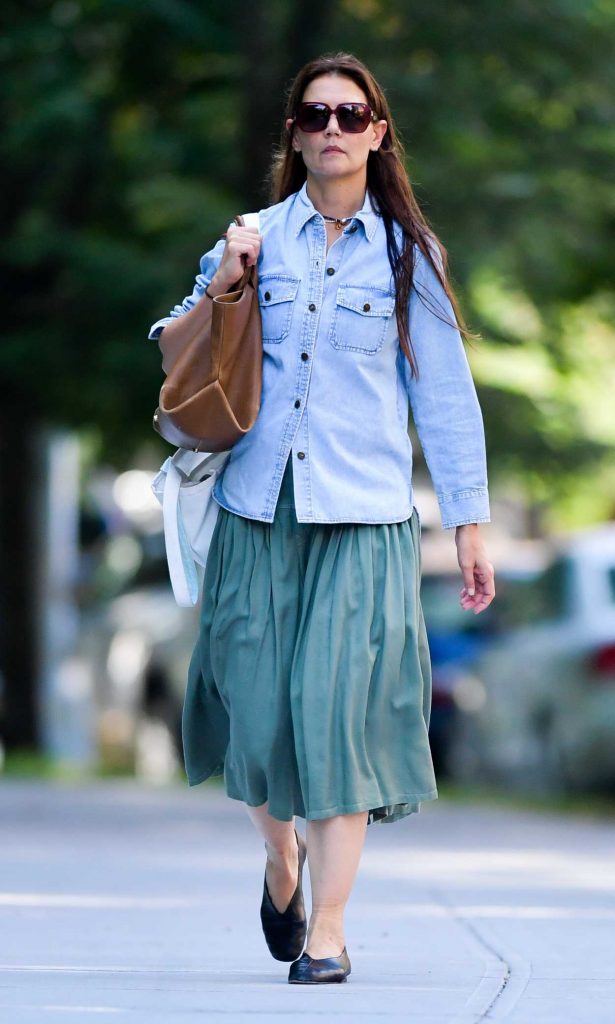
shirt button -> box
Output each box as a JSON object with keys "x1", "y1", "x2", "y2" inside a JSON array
[
  {"x1": 297, "y1": 451, "x2": 306, "y2": 460},
  {"x1": 264, "y1": 290, "x2": 271, "y2": 300},
  {"x1": 363, "y1": 302, "x2": 371, "y2": 311},
  {"x1": 294, "y1": 399, "x2": 301, "y2": 408},
  {"x1": 308, "y1": 302, "x2": 316, "y2": 311},
  {"x1": 350, "y1": 225, "x2": 358, "y2": 233},
  {"x1": 326, "y1": 267, "x2": 335, "y2": 276},
  {"x1": 301, "y1": 352, "x2": 309, "y2": 361}
]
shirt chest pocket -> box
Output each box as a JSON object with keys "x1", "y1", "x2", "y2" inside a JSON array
[
  {"x1": 329, "y1": 285, "x2": 396, "y2": 354},
  {"x1": 258, "y1": 275, "x2": 301, "y2": 343}
]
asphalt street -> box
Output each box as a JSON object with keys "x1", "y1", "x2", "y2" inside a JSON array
[{"x1": 1, "y1": 777, "x2": 614, "y2": 1022}]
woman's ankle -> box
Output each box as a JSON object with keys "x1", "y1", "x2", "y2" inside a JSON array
[
  {"x1": 305, "y1": 929, "x2": 346, "y2": 958},
  {"x1": 306, "y1": 910, "x2": 345, "y2": 953}
]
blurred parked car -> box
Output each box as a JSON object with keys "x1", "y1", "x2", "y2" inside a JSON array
[
  {"x1": 77, "y1": 530, "x2": 199, "y2": 779},
  {"x1": 451, "y1": 524, "x2": 615, "y2": 795},
  {"x1": 421, "y1": 568, "x2": 539, "y2": 779}
]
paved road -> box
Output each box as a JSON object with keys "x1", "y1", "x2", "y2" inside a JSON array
[{"x1": 0, "y1": 778, "x2": 614, "y2": 1022}]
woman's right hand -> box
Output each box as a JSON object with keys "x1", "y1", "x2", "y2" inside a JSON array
[{"x1": 209, "y1": 224, "x2": 262, "y2": 294}]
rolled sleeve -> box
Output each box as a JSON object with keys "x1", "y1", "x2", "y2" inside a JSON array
[
  {"x1": 147, "y1": 235, "x2": 227, "y2": 341},
  {"x1": 147, "y1": 318, "x2": 173, "y2": 341},
  {"x1": 403, "y1": 241, "x2": 491, "y2": 530}
]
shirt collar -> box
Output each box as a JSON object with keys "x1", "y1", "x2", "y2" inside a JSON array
[{"x1": 292, "y1": 179, "x2": 379, "y2": 243}]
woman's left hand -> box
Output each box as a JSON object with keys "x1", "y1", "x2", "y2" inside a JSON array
[{"x1": 455, "y1": 524, "x2": 495, "y2": 614}]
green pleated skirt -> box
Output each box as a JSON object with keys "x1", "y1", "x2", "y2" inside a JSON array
[{"x1": 183, "y1": 454, "x2": 438, "y2": 825}]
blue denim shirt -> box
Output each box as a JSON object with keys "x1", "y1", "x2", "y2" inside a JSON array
[{"x1": 148, "y1": 180, "x2": 490, "y2": 528}]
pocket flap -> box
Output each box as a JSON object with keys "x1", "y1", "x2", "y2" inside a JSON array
[
  {"x1": 335, "y1": 285, "x2": 395, "y2": 317},
  {"x1": 258, "y1": 277, "x2": 300, "y2": 306}
]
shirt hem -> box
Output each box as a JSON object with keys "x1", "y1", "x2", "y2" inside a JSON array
[{"x1": 213, "y1": 491, "x2": 416, "y2": 526}]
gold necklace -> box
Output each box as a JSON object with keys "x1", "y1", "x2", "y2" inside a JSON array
[{"x1": 322, "y1": 213, "x2": 356, "y2": 231}]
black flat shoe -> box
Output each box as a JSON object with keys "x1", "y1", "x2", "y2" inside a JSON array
[
  {"x1": 260, "y1": 827, "x2": 307, "y2": 962},
  {"x1": 288, "y1": 945, "x2": 351, "y2": 984}
]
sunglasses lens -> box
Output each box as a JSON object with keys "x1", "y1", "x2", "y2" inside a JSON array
[
  {"x1": 295, "y1": 103, "x2": 373, "y2": 133},
  {"x1": 338, "y1": 104, "x2": 372, "y2": 132},
  {"x1": 296, "y1": 104, "x2": 329, "y2": 132}
]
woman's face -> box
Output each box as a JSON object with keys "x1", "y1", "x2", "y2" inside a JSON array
[{"x1": 285, "y1": 74, "x2": 388, "y2": 183}]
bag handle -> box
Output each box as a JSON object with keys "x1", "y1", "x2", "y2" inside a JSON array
[{"x1": 232, "y1": 211, "x2": 261, "y2": 291}]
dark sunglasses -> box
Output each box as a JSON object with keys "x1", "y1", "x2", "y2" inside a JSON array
[{"x1": 292, "y1": 102, "x2": 377, "y2": 134}]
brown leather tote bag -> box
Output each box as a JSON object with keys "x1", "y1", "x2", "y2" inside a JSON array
[{"x1": 153, "y1": 212, "x2": 262, "y2": 452}]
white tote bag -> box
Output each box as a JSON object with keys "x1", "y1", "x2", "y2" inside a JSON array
[
  {"x1": 151, "y1": 447, "x2": 231, "y2": 607},
  {"x1": 151, "y1": 210, "x2": 260, "y2": 607}
]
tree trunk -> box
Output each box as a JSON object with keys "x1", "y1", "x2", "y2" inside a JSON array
[
  {"x1": 237, "y1": 0, "x2": 333, "y2": 206},
  {"x1": 0, "y1": 411, "x2": 41, "y2": 751}
]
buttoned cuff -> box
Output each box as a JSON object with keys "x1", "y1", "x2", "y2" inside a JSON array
[{"x1": 438, "y1": 488, "x2": 491, "y2": 530}]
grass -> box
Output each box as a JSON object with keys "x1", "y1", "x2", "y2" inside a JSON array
[
  {"x1": 437, "y1": 778, "x2": 615, "y2": 821},
  {"x1": 0, "y1": 746, "x2": 204, "y2": 788},
  {"x1": 0, "y1": 748, "x2": 127, "y2": 782},
  {"x1": 3, "y1": 749, "x2": 614, "y2": 820}
]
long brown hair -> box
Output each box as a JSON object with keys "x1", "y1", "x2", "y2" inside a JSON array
[{"x1": 268, "y1": 52, "x2": 479, "y2": 379}]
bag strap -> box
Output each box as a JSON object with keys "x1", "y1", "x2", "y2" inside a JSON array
[
  {"x1": 233, "y1": 211, "x2": 261, "y2": 289},
  {"x1": 161, "y1": 457, "x2": 200, "y2": 606},
  {"x1": 240, "y1": 211, "x2": 260, "y2": 229}
]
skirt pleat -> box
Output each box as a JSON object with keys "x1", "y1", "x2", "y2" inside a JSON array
[{"x1": 182, "y1": 454, "x2": 438, "y2": 825}]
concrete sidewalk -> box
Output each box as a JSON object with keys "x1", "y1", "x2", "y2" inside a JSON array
[{"x1": 0, "y1": 778, "x2": 614, "y2": 1022}]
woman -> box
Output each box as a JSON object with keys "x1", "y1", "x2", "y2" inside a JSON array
[{"x1": 149, "y1": 52, "x2": 495, "y2": 985}]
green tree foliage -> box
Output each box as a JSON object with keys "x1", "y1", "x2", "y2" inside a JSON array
[{"x1": 2, "y1": 0, "x2": 614, "y2": 501}]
